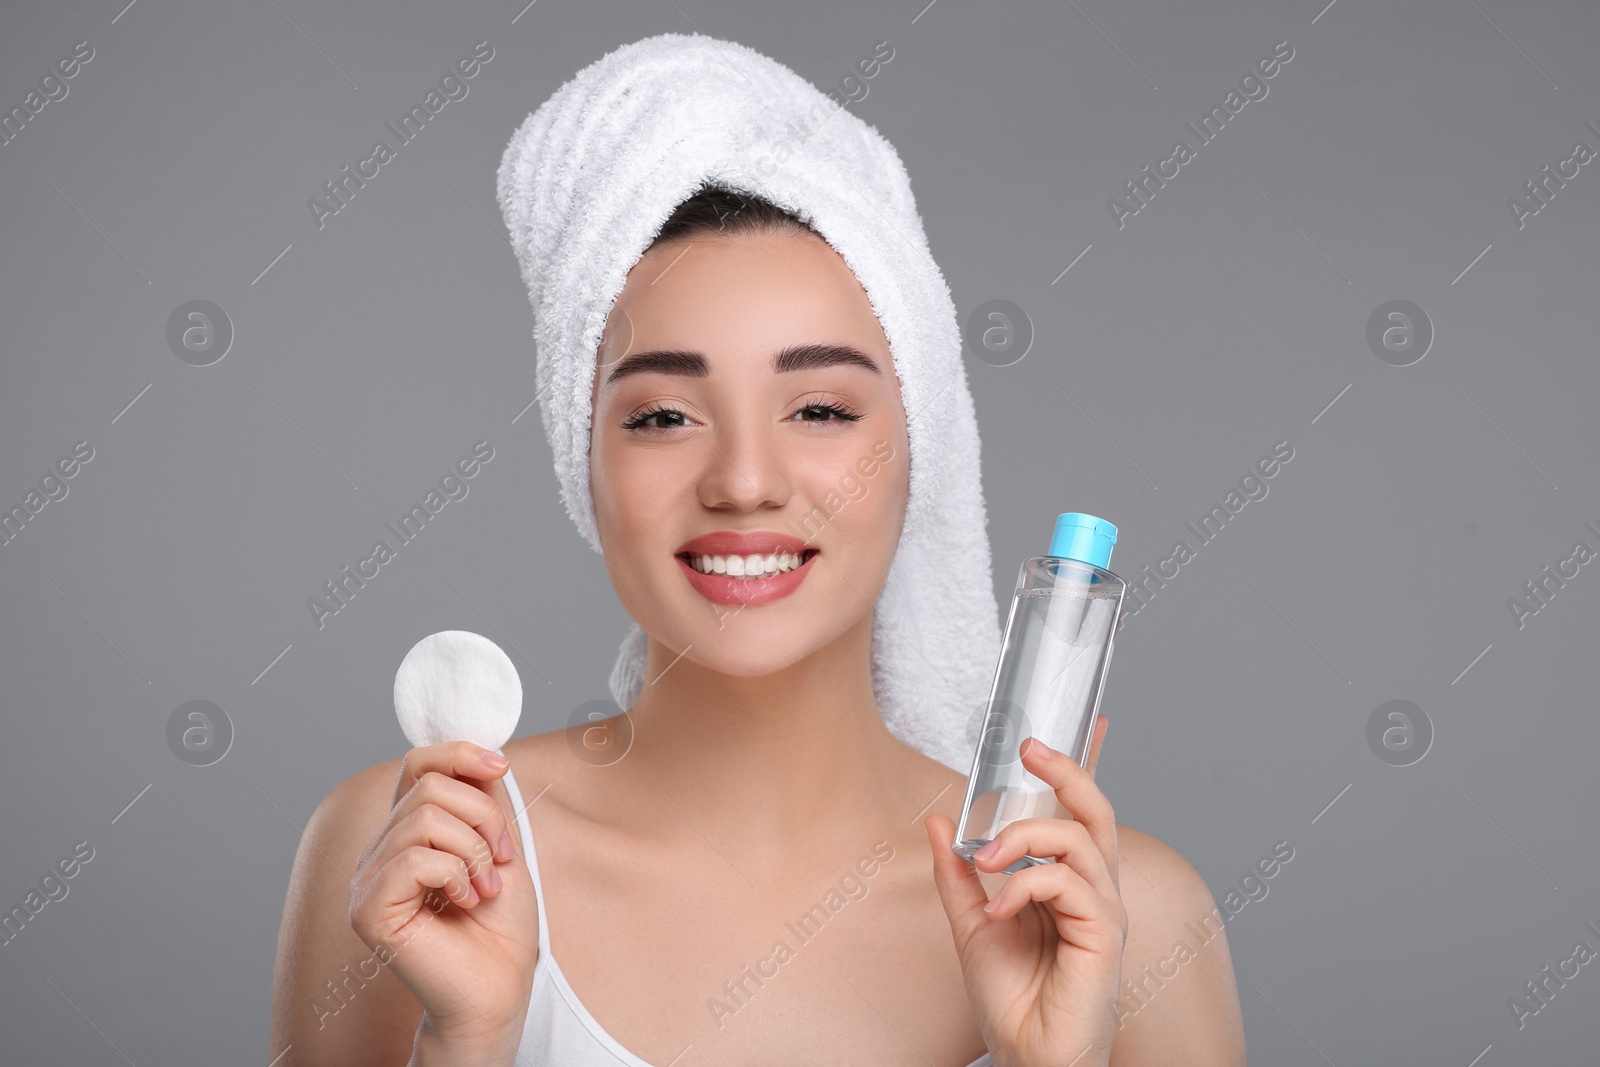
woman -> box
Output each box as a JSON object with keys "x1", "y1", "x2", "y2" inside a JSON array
[{"x1": 270, "y1": 34, "x2": 1245, "y2": 1067}]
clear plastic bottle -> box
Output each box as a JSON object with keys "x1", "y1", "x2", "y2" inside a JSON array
[{"x1": 953, "y1": 512, "x2": 1126, "y2": 873}]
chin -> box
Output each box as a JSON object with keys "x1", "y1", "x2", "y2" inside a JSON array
[
  {"x1": 636, "y1": 601, "x2": 824, "y2": 674},
  {"x1": 698, "y1": 650, "x2": 809, "y2": 681}
]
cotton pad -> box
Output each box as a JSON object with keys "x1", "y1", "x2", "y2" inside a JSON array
[{"x1": 393, "y1": 630, "x2": 522, "y2": 751}]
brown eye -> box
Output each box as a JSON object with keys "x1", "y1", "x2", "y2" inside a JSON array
[
  {"x1": 792, "y1": 400, "x2": 864, "y2": 424},
  {"x1": 621, "y1": 405, "x2": 695, "y2": 432}
]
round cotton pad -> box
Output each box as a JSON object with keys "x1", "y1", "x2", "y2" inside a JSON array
[{"x1": 393, "y1": 630, "x2": 523, "y2": 751}]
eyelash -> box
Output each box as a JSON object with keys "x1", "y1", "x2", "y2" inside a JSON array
[{"x1": 621, "y1": 396, "x2": 865, "y2": 433}]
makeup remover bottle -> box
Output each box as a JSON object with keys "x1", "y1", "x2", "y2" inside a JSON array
[{"x1": 953, "y1": 512, "x2": 1126, "y2": 873}]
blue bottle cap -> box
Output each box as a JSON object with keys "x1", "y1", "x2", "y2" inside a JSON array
[{"x1": 1048, "y1": 512, "x2": 1117, "y2": 569}]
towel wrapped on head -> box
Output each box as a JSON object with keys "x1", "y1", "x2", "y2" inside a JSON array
[{"x1": 495, "y1": 31, "x2": 1002, "y2": 773}]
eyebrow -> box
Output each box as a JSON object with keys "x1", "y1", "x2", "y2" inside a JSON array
[{"x1": 603, "y1": 343, "x2": 884, "y2": 386}]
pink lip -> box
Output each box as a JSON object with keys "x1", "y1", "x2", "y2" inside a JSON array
[
  {"x1": 676, "y1": 530, "x2": 814, "y2": 557},
  {"x1": 675, "y1": 553, "x2": 817, "y2": 607},
  {"x1": 675, "y1": 533, "x2": 819, "y2": 608}
]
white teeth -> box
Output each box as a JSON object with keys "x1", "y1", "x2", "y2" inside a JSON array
[{"x1": 686, "y1": 551, "x2": 809, "y2": 579}]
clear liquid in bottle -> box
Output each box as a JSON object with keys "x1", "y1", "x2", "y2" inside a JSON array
[{"x1": 953, "y1": 513, "x2": 1126, "y2": 873}]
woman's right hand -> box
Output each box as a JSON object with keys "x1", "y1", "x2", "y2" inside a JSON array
[{"x1": 348, "y1": 741, "x2": 540, "y2": 1057}]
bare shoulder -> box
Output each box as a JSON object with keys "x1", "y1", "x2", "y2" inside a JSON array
[
  {"x1": 1116, "y1": 824, "x2": 1213, "y2": 911},
  {"x1": 299, "y1": 756, "x2": 412, "y2": 876},
  {"x1": 1114, "y1": 825, "x2": 1221, "y2": 970},
  {"x1": 502, "y1": 727, "x2": 567, "y2": 770},
  {"x1": 1111, "y1": 825, "x2": 1247, "y2": 1067},
  {"x1": 501, "y1": 726, "x2": 580, "y2": 795},
  {"x1": 319, "y1": 755, "x2": 408, "y2": 824},
  {"x1": 270, "y1": 754, "x2": 422, "y2": 1066}
]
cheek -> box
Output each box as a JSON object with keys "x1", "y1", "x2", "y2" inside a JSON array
[
  {"x1": 591, "y1": 452, "x2": 669, "y2": 616},
  {"x1": 593, "y1": 441, "x2": 661, "y2": 546},
  {"x1": 590, "y1": 434, "x2": 646, "y2": 560},
  {"x1": 816, "y1": 439, "x2": 906, "y2": 544},
  {"x1": 880, "y1": 465, "x2": 910, "y2": 547}
]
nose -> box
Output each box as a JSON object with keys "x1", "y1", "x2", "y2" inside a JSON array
[{"x1": 697, "y1": 415, "x2": 792, "y2": 515}]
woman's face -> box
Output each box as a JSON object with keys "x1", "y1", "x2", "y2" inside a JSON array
[{"x1": 589, "y1": 228, "x2": 910, "y2": 678}]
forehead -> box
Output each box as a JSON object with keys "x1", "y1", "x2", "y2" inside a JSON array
[{"x1": 596, "y1": 230, "x2": 892, "y2": 383}]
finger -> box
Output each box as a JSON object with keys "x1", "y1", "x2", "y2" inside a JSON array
[
  {"x1": 372, "y1": 801, "x2": 504, "y2": 900},
  {"x1": 971, "y1": 816, "x2": 1117, "y2": 902},
  {"x1": 353, "y1": 844, "x2": 481, "y2": 941},
  {"x1": 1020, "y1": 736, "x2": 1118, "y2": 883},
  {"x1": 923, "y1": 813, "x2": 995, "y2": 939},
  {"x1": 385, "y1": 771, "x2": 516, "y2": 868},
  {"x1": 391, "y1": 740, "x2": 510, "y2": 808},
  {"x1": 982, "y1": 854, "x2": 1124, "y2": 948}
]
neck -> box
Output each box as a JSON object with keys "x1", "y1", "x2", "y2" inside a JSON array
[{"x1": 613, "y1": 610, "x2": 912, "y2": 862}]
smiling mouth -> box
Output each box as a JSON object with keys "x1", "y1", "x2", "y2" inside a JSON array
[{"x1": 675, "y1": 548, "x2": 820, "y2": 580}]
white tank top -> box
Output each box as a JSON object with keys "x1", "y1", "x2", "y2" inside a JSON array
[{"x1": 501, "y1": 766, "x2": 994, "y2": 1066}]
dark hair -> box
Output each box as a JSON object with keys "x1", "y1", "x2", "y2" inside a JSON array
[{"x1": 648, "y1": 182, "x2": 818, "y2": 248}]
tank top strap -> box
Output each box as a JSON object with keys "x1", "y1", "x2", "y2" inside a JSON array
[{"x1": 498, "y1": 760, "x2": 550, "y2": 950}]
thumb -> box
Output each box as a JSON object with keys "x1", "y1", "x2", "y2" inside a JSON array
[{"x1": 924, "y1": 813, "x2": 993, "y2": 941}]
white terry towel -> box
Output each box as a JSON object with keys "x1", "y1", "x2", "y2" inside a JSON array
[{"x1": 495, "y1": 32, "x2": 1003, "y2": 773}]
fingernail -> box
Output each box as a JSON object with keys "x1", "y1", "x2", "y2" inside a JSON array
[
  {"x1": 983, "y1": 896, "x2": 1000, "y2": 914},
  {"x1": 1026, "y1": 738, "x2": 1058, "y2": 761},
  {"x1": 498, "y1": 829, "x2": 513, "y2": 861},
  {"x1": 482, "y1": 751, "x2": 509, "y2": 771},
  {"x1": 974, "y1": 840, "x2": 999, "y2": 860},
  {"x1": 489, "y1": 865, "x2": 503, "y2": 893}
]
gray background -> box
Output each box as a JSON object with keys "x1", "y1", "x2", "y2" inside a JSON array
[{"x1": 2, "y1": 0, "x2": 1597, "y2": 1063}]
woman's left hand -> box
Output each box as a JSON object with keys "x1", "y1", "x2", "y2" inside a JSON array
[{"x1": 925, "y1": 716, "x2": 1126, "y2": 1067}]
